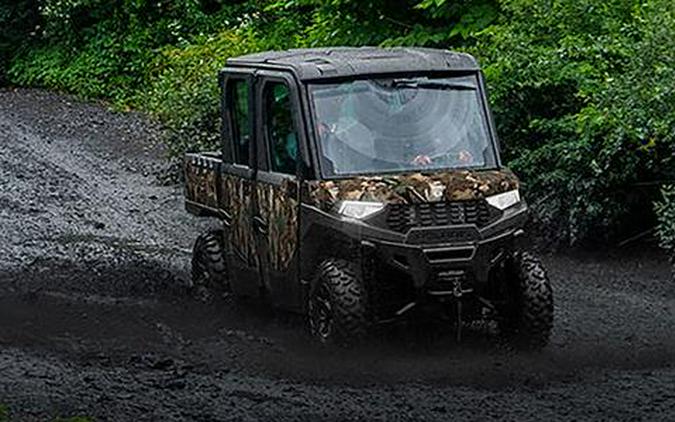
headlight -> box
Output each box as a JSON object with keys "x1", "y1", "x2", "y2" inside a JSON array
[
  {"x1": 485, "y1": 189, "x2": 520, "y2": 210},
  {"x1": 337, "y1": 201, "x2": 385, "y2": 219}
]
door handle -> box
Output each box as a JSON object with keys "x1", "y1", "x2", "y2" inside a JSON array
[{"x1": 252, "y1": 216, "x2": 268, "y2": 235}]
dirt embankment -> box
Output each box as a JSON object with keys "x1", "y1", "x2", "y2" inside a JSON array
[{"x1": 0, "y1": 88, "x2": 674, "y2": 421}]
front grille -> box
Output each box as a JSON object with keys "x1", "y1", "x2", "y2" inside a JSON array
[{"x1": 386, "y1": 201, "x2": 496, "y2": 233}]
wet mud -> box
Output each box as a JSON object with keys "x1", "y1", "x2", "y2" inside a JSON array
[{"x1": 0, "y1": 88, "x2": 674, "y2": 421}]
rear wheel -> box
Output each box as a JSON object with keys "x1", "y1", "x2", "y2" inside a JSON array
[
  {"x1": 191, "y1": 229, "x2": 229, "y2": 300},
  {"x1": 498, "y1": 252, "x2": 553, "y2": 349},
  {"x1": 308, "y1": 259, "x2": 367, "y2": 346}
]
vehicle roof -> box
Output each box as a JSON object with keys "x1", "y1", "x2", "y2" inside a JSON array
[{"x1": 225, "y1": 47, "x2": 479, "y2": 81}]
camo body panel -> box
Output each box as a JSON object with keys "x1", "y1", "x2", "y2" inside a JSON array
[
  {"x1": 184, "y1": 160, "x2": 218, "y2": 208},
  {"x1": 256, "y1": 179, "x2": 299, "y2": 271},
  {"x1": 305, "y1": 169, "x2": 519, "y2": 211},
  {"x1": 219, "y1": 174, "x2": 257, "y2": 266}
]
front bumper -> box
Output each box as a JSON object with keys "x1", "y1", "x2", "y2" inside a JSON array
[{"x1": 361, "y1": 205, "x2": 528, "y2": 296}]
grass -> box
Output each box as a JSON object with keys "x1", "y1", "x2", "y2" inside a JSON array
[{"x1": 0, "y1": 405, "x2": 93, "y2": 422}]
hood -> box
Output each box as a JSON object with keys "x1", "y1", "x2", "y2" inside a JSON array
[{"x1": 305, "y1": 169, "x2": 519, "y2": 211}]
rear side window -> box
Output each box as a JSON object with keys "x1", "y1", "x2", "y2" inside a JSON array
[
  {"x1": 229, "y1": 79, "x2": 251, "y2": 166},
  {"x1": 263, "y1": 82, "x2": 298, "y2": 175}
]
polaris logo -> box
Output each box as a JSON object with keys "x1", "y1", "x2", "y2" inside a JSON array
[{"x1": 406, "y1": 226, "x2": 478, "y2": 244}]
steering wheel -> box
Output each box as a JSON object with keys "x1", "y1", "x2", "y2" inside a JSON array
[{"x1": 411, "y1": 149, "x2": 474, "y2": 167}]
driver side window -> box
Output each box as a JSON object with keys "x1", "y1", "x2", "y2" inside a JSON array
[
  {"x1": 263, "y1": 82, "x2": 298, "y2": 175},
  {"x1": 227, "y1": 79, "x2": 252, "y2": 166}
]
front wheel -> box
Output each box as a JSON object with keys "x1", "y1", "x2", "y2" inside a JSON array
[
  {"x1": 498, "y1": 252, "x2": 554, "y2": 349},
  {"x1": 308, "y1": 259, "x2": 367, "y2": 347}
]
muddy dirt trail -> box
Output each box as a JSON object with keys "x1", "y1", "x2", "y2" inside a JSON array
[{"x1": 0, "y1": 88, "x2": 674, "y2": 421}]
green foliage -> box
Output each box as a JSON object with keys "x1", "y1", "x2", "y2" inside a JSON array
[
  {"x1": 143, "y1": 29, "x2": 261, "y2": 155},
  {"x1": 3, "y1": 0, "x2": 674, "y2": 245},
  {"x1": 656, "y1": 186, "x2": 675, "y2": 255},
  {"x1": 473, "y1": 0, "x2": 675, "y2": 243},
  {"x1": 8, "y1": 0, "x2": 252, "y2": 104},
  {"x1": 400, "y1": 0, "x2": 498, "y2": 44},
  {"x1": 0, "y1": 404, "x2": 91, "y2": 422},
  {"x1": 0, "y1": 0, "x2": 41, "y2": 83}
]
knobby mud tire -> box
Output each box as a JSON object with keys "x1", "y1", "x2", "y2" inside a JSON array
[
  {"x1": 499, "y1": 251, "x2": 554, "y2": 350},
  {"x1": 191, "y1": 229, "x2": 229, "y2": 301},
  {"x1": 308, "y1": 259, "x2": 367, "y2": 347}
]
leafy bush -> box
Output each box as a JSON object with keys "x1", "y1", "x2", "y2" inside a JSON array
[
  {"x1": 8, "y1": 0, "x2": 252, "y2": 104},
  {"x1": 0, "y1": 0, "x2": 41, "y2": 84},
  {"x1": 473, "y1": 0, "x2": 675, "y2": 243},
  {"x1": 656, "y1": 186, "x2": 675, "y2": 257},
  {"x1": 142, "y1": 29, "x2": 261, "y2": 155},
  {"x1": 3, "y1": 0, "x2": 674, "y2": 245}
]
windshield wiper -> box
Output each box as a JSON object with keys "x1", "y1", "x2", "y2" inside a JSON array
[{"x1": 391, "y1": 78, "x2": 477, "y2": 91}]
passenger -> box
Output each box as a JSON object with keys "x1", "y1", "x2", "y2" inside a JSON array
[{"x1": 316, "y1": 84, "x2": 374, "y2": 174}]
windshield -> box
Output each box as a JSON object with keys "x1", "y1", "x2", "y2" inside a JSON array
[{"x1": 309, "y1": 75, "x2": 498, "y2": 177}]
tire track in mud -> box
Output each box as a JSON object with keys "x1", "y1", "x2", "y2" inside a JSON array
[{"x1": 0, "y1": 88, "x2": 674, "y2": 421}]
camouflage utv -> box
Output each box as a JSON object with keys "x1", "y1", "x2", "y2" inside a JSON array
[{"x1": 185, "y1": 47, "x2": 553, "y2": 348}]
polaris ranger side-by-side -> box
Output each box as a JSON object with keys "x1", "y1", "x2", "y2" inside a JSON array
[{"x1": 184, "y1": 47, "x2": 553, "y2": 347}]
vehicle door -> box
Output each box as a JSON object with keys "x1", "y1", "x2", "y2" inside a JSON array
[
  {"x1": 219, "y1": 70, "x2": 261, "y2": 297},
  {"x1": 253, "y1": 72, "x2": 305, "y2": 310}
]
